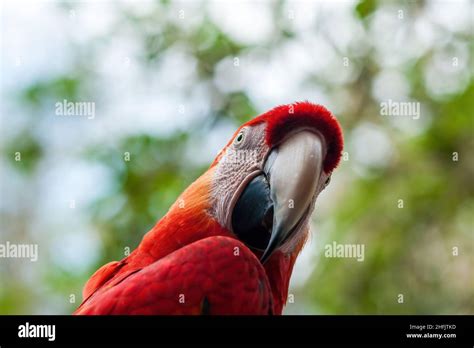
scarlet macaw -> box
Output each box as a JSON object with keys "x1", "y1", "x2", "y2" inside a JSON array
[{"x1": 74, "y1": 102, "x2": 343, "y2": 315}]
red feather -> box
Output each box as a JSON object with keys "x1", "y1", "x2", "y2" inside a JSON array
[{"x1": 213, "y1": 101, "x2": 344, "y2": 173}]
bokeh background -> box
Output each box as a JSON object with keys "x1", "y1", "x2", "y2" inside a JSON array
[{"x1": 0, "y1": 0, "x2": 473, "y2": 314}]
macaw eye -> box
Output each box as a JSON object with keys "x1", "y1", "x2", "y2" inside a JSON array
[
  {"x1": 324, "y1": 176, "x2": 331, "y2": 187},
  {"x1": 235, "y1": 131, "x2": 245, "y2": 144}
]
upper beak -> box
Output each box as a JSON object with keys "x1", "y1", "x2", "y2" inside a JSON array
[{"x1": 260, "y1": 131, "x2": 325, "y2": 263}]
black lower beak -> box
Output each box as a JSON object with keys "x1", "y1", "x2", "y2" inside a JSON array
[{"x1": 231, "y1": 174, "x2": 274, "y2": 251}]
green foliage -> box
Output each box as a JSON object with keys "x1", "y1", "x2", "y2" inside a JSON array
[
  {"x1": 5, "y1": 133, "x2": 43, "y2": 175},
  {"x1": 22, "y1": 77, "x2": 82, "y2": 107},
  {"x1": 355, "y1": 0, "x2": 377, "y2": 20},
  {"x1": 307, "y1": 81, "x2": 474, "y2": 314}
]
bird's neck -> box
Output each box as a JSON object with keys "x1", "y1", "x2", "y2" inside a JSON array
[
  {"x1": 263, "y1": 251, "x2": 298, "y2": 314},
  {"x1": 264, "y1": 229, "x2": 307, "y2": 314},
  {"x1": 134, "y1": 169, "x2": 233, "y2": 263}
]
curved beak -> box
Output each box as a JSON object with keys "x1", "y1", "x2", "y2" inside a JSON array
[{"x1": 260, "y1": 131, "x2": 325, "y2": 263}]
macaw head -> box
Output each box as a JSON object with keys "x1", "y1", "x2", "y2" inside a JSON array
[{"x1": 209, "y1": 101, "x2": 343, "y2": 263}]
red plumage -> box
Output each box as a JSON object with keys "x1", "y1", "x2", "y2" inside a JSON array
[
  {"x1": 258, "y1": 102, "x2": 343, "y2": 173},
  {"x1": 76, "y1": 237, "x2": 272, "y2": 314}
]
